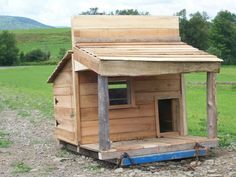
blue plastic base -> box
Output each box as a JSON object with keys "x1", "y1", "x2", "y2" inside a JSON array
[{"x1": 121, "y1": 149, "x2": 207, "y2": 166}]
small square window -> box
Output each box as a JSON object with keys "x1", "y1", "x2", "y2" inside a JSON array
[{"x1": 108, "y1": 80, "x2": 131, "y2": 106}]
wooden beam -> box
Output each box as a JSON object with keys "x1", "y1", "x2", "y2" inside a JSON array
[
  {"x1": 100, "y1": 60, "x2": 221, "y2": 76},
  {"x1": 207, "y1": 72, "x2": 217, "y2": 139},
  {"x1": 180, "y1": 74, "x2": 188, "y2": 135},
  {"x1": 72, "y1": 58, "x2": 81, "y2": 144},
  {"x1": 97, "y1": 75, "x2": 110, "y2": 150}
]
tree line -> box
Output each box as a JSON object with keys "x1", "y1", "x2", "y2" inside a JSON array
[
  {"x1": 0, "y1": 8, "x2": 235, "y2": 66},
  {"x1": 176, "y1": 9, "x2": 236, "y2": 64}
]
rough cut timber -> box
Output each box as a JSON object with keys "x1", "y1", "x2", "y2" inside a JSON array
[
  {"x1": 47, "y1": 15, "x2": 222, "y2": 166},
  {"x1": 71, "y1": 16, "x2": 180, "y2": 44},
  {"x1": 73, "y1": 42, "x2": 222, "y2": 76}
]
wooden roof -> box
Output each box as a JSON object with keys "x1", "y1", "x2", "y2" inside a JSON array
[
  {"x1": 47, "y1": 50, "x2": 72, "y2": 83},
  {"x1": 48, "y1": 16, "x2": 223, "y2": 82},
  {"x1": 73, "y1": 42, "x2": 222, "y2": 76}
]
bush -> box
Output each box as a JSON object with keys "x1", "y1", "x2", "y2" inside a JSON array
[
  {"x1": 0, "y1": 31, "x2": 19, "y2": 66},
  {"x1": 58, "y1": 48, "x2": 66, "y2": 59},
  {"x1": 23, "y1": 49, "x2": 50, "y2": 62}
]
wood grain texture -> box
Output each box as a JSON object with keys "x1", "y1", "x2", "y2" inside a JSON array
[
  {"x1": 207, "y1": 72, "x2": 217, "y2": 139},
  {"x1": 79, "y1": 73, "x2": 182, "y2": 144},
  {"x1": 180, "y1": 74, "x2": 188, "y2": 135},
  {"x1": 97, "y1": 75, "x2": 110, "y2": 150},
  {"x1": 72, "y1": 16, "x2": 179, "y2": 29},
  {"x1": 100, "y1": 60, "x2": 221, "y2": 76}
]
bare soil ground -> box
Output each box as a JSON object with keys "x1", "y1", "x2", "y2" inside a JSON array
[{"x1": 0, "y1": 109, "x2": 235, "y2": 177}]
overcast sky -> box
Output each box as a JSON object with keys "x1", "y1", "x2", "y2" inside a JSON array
[{"x1": 0, "y1": 0, "x2": 236, "y2": 26}]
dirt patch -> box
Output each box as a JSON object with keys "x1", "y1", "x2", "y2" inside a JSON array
[{"x1": 0, "y1": 109, "x2": 235, "y2": 177}]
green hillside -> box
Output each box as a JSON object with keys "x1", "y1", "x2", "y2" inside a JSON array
[
  {"x1": 12, "y1": 28, "x2": 71, "y2": 62},
  {"x1": 0, "y1": 16, "x2": 53, "y2": 30}
]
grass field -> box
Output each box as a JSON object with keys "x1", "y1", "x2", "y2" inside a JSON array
[
  {"x1": 0, "y1": 65, "x2": 235, "y2": 144},
  {"x1": 10, "y1": 28, "x2": 71, "y2": 61}
]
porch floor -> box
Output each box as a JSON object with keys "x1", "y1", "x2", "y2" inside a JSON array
[{"x1": 80, "y1": 135, "x2": 217, "y2": 160}]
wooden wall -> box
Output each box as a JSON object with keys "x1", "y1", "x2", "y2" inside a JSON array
[
  {"x1": 79, "y1": 71, "x2": 181, "y2": 144},
  {"x1": 53, "y1": 60, "x2": 76, "y2": 144},
  {"x1": 71, "y1": 16, "x2": 180, "y2": 44}
]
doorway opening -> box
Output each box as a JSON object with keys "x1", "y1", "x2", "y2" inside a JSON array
[{"x1": 158, "y1": 98, "x2": 179, "y2": 133}]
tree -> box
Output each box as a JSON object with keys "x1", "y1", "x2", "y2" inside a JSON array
[
  {"x1": 80, "y1": 7, "x2": 105, "y2": 15},
  {"x1": 176, "y1": 9, "x2": 210, "y2": 50},
  {"x1": 209, "y1": 10, "x2": 236, "y2": 64},
  {"x1": 80, "y1": 7, "x2": 149, "y2": 16},
  {"x1": 24, "y1": 49, "x2": 50, "y2": 62},
  {"x1": 0, "y1": 31, "x2": 19, "y2": 66},
  {"x1": 111, "y1": 9, "x2": 149, "y2": 15}
]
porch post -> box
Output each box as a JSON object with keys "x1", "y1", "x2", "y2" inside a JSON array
[
  {"x1": 206, "y1": 72, "x2": 217, "y2": 139},
  {"x1": 98, "y1": 75, "x2": 110, "y2": 150}
]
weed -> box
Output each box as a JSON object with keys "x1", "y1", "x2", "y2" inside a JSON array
[
  {"x1": 219, "y1": 134, "x2": 234, "y2": 147},
  {"x1": 0, "y1": 130, "x2": 12, "y2": 148},
  {"x1": 12, "y1": 162, "x2": 32, "y2": 173},
  {"x1": 85, "y1": 164, "x2": 102, "y2": 172},
  {"x1": 56, "y1": 148, "x2": 70, "y2": 158}
]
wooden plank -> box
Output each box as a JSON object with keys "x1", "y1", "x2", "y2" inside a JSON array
[
  {"x1": 154, "y1": 98, "x2": 160, "y2": 138},
  {"x1": 79, "y1": 70, "x2": 97, "y2": 84},
  {"x1": 80, "y1": 104, "x2": 155, "y2": 121},
  {"x1": 55, "y1": 127, "x2": 76, "y2": 145},
  {"x1": 180, "y1": 74, "x2": 188, "y2": 135},
  {"x1": 56, "y1": 118, "x2": 74, "y2": 132},
  {"x1": 97, "y1": 139, "x2": 217, "y2": 160},
  {"x1": 73, "y1": 47, "x2": 100, "y2": 74},
  {"x1": 54, "y1": 107, "x2": 74, "y2": 120},
  {"x1": 99, "y1": 56, "x2": 221, "y2": 62},
  {"x1": 207, "y1": 72, "x2": 217, "y2": 139},
  {"x1": 80, "y1": 95, "x2": 98, "y2": 108},
  {"x1": 74, "y1": 28, "x2": 179, "y2": 37},
  {"x1": 53, "y1": 71, "x2": 72, "y2": 86},
  {"x1": 100, "y1": 60, "x2": 221, "y2": 76},
  {"x1": 72, "y1": 16, "x2": 179, "y2": 29},
  {"x1": 97, "y1": 75, "x2": 110, "y2": 150},
  {"x1": 81, "y1": 131, "x2": 156, "y2": 144},
  {"x1": 77, "y1": 42, "x2": 185, "y2": 47},
  {"x1": 134, "y1": 79, "x2": 180, "y2": 92},
  {"x1": 171, "y1": 99, "x2": 179, "y2": 131},
  {"x1": 54, "y1": 95, "x2": 73, "y2": 108},
  {"x1": 133, "y1": 74, "x2": 180, "y2": 81},
  {"x1": 72, "y1": 58, "x2": 80, "y2": 144},
  {"x1": 135, "y1": 91, "x2": 181, "y2": 105},
  {"x1": 81, "y1": 116, "x2": 156, "y2": 136},
  {"x1": 80, "y1": 83, "x2": 97, "y2": 95},
  {"x1": 53, "y1": 86, "x2": 72, "y2": 96},
  {"x1": 74, "y1": 28, "x2": 180, "y2": 43}
]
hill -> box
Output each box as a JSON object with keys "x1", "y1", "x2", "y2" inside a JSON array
[
  {"x1": 0, "y1": 16, "x2": 53, "y2": 30},
  {"x1": 12, "y1": 28, "x2": 71, "y2": 62}
]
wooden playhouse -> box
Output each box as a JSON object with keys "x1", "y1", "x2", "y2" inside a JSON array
[{"x1": 47, "y1": 16, "x2": 222, "y2": 166}]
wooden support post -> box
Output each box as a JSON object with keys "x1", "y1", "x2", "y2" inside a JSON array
[
  {"x1": 207, "y1": 72, "x2": 217, "y2": 139},
  {"x1": 180, "y1": 74, "x2": 188, "y2": 135},
  {"x1": 98, "y1": 75, "x2": 110, "y2": 151}
]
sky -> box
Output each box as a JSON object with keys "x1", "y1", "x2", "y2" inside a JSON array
[{"x1": 0, "y1": 0, "x2": 236, "y2": 26}]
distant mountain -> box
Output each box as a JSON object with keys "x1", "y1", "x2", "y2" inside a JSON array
[{"x1": 0, "y1": 15, "x2": 54, "y2": 30}]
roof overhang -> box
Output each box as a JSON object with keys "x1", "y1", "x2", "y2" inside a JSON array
[{"x1": 73, "y1": 42, "x2": 222, "y2": 76}]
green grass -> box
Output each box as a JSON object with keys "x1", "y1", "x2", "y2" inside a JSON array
[
  {"x1": 0, "y1": 130, "x2": 12, "y2": 148},
  {"x1": 10, "y1": 28, "x2": 71, "y2": 61},
  {"x1": 0, "y1": 65, "x2": 235, "y2": 142},
  {"x1": 0, "y1": 65, "x2": 55, "y2": 117},
  {"x1": 12, "y1": 162, "x2": 32, "y2": 173}
]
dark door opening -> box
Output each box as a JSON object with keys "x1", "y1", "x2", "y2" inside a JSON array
[{"x1": 158, "y1": 99, "x2": 174, "y2": 133}]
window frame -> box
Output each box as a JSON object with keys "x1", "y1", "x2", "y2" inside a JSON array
[{"x1": 108, "y1": 77, "x2": 135, "y2": 109}]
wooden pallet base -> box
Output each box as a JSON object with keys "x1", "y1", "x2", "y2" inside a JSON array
[{"x1": 59, "y1": 135, "x2": 217, "y2": 165}]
